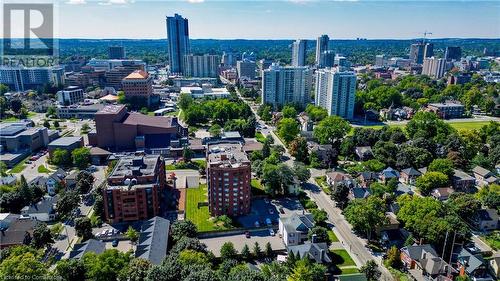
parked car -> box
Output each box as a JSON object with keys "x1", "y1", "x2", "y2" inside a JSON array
[
  {"x1": 254, "y1": 221, "x2": 260, "y2": 227},
  {"x1": 265, "y1": 218, "x2": 272, "y2": 226},
  {"x1": 112, "y1": 239, "x2": 119, "y2": 247},
  {"x1": 269, "y1": 229, "x2": 275, "y2": 236},
  {"x1": 245, "y1": 231, "x2": 251, "y2": 238}
]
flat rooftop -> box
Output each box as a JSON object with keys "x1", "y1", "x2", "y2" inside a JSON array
[
  {"x1": 428, "y1": 102, "x2": 464, "y2": 108},
  {"x1": 107, "y1": 155, "x2": 161, "y2": 189},
  {"x1": 96, "y1": 104, "x2": 126, "y2": 115},
  {"x1": 207, "y1": 142, "x2": 249, "y2": 168},
  {"x1": 48, "y1": 136, "x2": 82, "y2": 146}
]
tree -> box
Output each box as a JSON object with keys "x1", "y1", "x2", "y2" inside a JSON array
[
  {"x1": 360, "y1": 260, "x2": 381, "y2": 281},
  {"x1": 51, "y1": 148, "x2": 71, "y2": 166},
  {"x1": 72, "y1": 147, "x2": 90, "y2": 169},
  {"x1": 313, "y1": 116, "x2": 351, "y2": 146},
  {"x1": 396, "y1": 145, "x2": 433, "y2": 169},
  {"x1": 331, "y1": 183, "x2": 350, "y2": 209},
  {"x1": 373, "y1": 141, "x2": 398, "y2": 167},
  {"x1": 288, "y1": 258, "x2": 326, "y2": 281},
  {"x1": 74, "y1": 217, "x2": 93, "y2": 241},
  {"x1": 208, "y1": 124, "x2": 222, "y2": 138},
  {"x1": 0, "y1": 162, "x2": 7, "y2": 177},
  {"x1": 178, "y1": 93, "x2": 193, "y2": 110},
  {"x1": 43, "y1": 120, "x2": 50, "y2": 128},
  {"x1": 240, "y1": 244, "x2": 251, "y2": 261},
  {"x1": 31, "y1": 223, "x2": 54, "y2": 249},
  {"x1": 10, "y1": 99, "x2": 23, "y2": 113},
  {"x1": 81, "y1": 123, "x2": 91, "y2": 134},
  {"x1": 277, "y1": 118, "x2": 299, "y2": 144},
  {"x1": 447, "y1": 193, "x2": 481, "y2": 219},
  {"x1": 305, "y1": 104, "x2": 328, "y2": 122},
  {"x1": 264, "y1": 242, "x2": 273, "y2": 258},
  {"x1": 126, "y1": 226, "x2": 139, "y2": 243},
  {"x1": 0, "y1": 246, "x2": 48, "y2": 280},
  {"x1": 56, "y1": 258, "x2": 86, "y2": 281},
  {"x1": 56, "y1": 191, "x2": 80, "y2": 220},
  {"x1": 252, "y1": 241, "x2": 262, "y2": 259},
  {"x1": 344, "y1": 196, "x2": 387, "y2": 239},
  {"x1": 282, "y1": 105, "x2": 297, "y2": 118},
  {"x1": 428, "y1": 158, "x2": 455, "y2": 179},
  {"x1": 227, "y1": 265, "x2": 266, "y2": 281},
  {"x1": 384, "y1": 246, "x2": 403, "y2": 269},
  {"x1": 406, "y1": 111, "x2": 454, "y2": 141},
  {"x1": 126, "y1": 258, "x2": 152, "y2": 281},
  {"x1": 54, "y1": 120, "x2": 60, "y2": 128},
  {"x1": 415, "y1": 171, "x2": 449, "y2": 195},
  {"x1": 311, "y1": 209, "x2": 328, "y2": 226},
  {"x1": 183, "y1": 146, "x2": 194, "y2": 162},
  {"x1": 288, "y1": 136, "x2": 309, "y2": 163},
  {"x1": 76, "y1": 170, "x2": 94, "y2": 194},
  {"x1": 292, "y1": 161, "x2": 310, "y2": 182},
  {"x1": 220, "y1": 242, "x2": 238, "y2": 261},
  {"x1": 308, "y1": 226, "x2": 330, "y2": 245},
  {"x1": 171, "y1": 220, "x2": 198, "y2": 242},
  {"x1": 81, "y1": 249, "x2": 130, "y2": 281},
  {"x1": 178, "y1": 249, "x2": 210, "y2": 266}
]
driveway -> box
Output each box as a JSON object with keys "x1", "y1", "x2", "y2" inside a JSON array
[{"x1": 201, "y1": 229, "x2": 285, "y2": 257}]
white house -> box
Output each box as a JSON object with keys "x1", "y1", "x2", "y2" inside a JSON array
[
  {"x1": 278, "y1": 213, "x2": 315, "y2": 246},
  {"x1": 20, "y1": 195, "x2": 58, "y2": 222}
]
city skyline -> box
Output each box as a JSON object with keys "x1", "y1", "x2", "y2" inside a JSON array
[{"x1": 24, "y1": 0, "x2": 500, "y2": 39}]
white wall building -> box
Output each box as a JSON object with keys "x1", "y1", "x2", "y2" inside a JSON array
[
  {"x1": 315, "y1": 68, "x2": 356, "y2": 120},
  {"x1": 422, "y1": 57, "x2": 446, "y2": 79},
  {"x1": 261, "y1": 63, "x2": 312, "y2": 108},
  {"x1": 183, "y1": 54, "x2": 220, "y2": 78},
  {"x1": 57, "y1": 86, "x2": 84, "y2": 105},
  {"x1": 278, "y1": 213, "x2": 315, "y2": 246}
]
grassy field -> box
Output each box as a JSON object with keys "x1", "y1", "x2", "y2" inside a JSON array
[
  {"x1": 481, "y1": 231, "x2": 500, "y2": 251},
  {"x1": 314, "y1": 176, "x2": 331, "y2": 195},
  {"x1": 330, "y1": 249, "x2": 356, "y2": 267},
  {"x1": 186, "y1": 184, "x2": 230, "y2": 232},
  {"x1": 166, "y1": 160, "x2": 206, "y2": 171},
  {"x1": 251, "y1": 179, "x2": 266, "y2": 196},
  {"x1": 357, "y1": 120, "x2": 494, "y2": 133},
  {"x1": 327, "y1": 229, "x2": 339, "y2": 242},
  {"x1": 255, "y1": 132, "x2": 266, "y2": 143},
  {"x1": 9, "y1": 156, "x2": 30, "y2": 174},
  {"x1": 1, "y1": 112, "x2": 36, "y2": 123},
  {"x1": 37, "y1": 165, "x2": 51, "y2": 174},
  {"x1": 340, "y1": 268, "x2": 360, "y2": 275}
]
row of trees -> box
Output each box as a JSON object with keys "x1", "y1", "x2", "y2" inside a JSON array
[{"x1": 50, "y1": 147, "x2": 91, "y2": 169}]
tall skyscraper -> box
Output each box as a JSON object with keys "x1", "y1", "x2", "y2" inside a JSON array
[
  {"x1": 292, "y1": 39, "x2": 308, "y2": 67},
  {"x1": 108, "y1": 46, "x2": 125, "y2": 59},
  {"x1": 315, "y1": 68, "x2": 356, "y2": 120},
  {"x1": 445, "y1": 46, "x2": 462, "y2": 61},
  {"x1": 166, "y1": 14, "x2": 190, "y2": 75},
  {"x1": 316, "y1": 35, "x2": 330, "y2": 66},
  {"x1": 236, "y1": 60, "x2": 256, "y2": 79},
  {"x1": 424, "y1": 43, "x2": 434, "y2": 58},
  {"x1": 183, "y1": 54, "x2": 220, "y2": 78},
  {"x1": 409, "y1": 43, "x2": 425, "y2": 64},
  {"x1": 422, "y1": 57, "x2": 446, "y2": 79},
  {"x1": 261, "y1": 63, "x2": 312, "y2": 108},
  {"x1": 320, "y1": 50, "x2": 336, "y2": 68},
  {"x1": 375, "y1": 54, "x2": 387, "y2": 67}
]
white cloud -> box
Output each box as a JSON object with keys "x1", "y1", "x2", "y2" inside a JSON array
[
  {"x1": 98, "y1": 0, "x2": 135, "y2": 5},
  {"x1": 66, "y1": 0, "x2": 87, "y2": 4},
  {"x1": 187, "y1": 0, "x2": 205, "y2": 3}
]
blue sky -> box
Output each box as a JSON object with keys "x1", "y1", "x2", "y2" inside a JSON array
[{"x1": 55, "y1": 0, "x2": 500, "y2": 39}]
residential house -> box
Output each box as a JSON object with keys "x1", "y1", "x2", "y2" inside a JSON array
[
  {"x1": 298, "y1": 113, "x2": 313, "y2": 132},
  {"x1": 472, "y1": 209, "x2": 498, "y2": 231},
  {"x1": 401, "y1": 244, "x2": 456, "y2": 279},
  {"x1": 355, "y1": 146, "x2": 373, "y2": 161},
  {"x1": 20, "y1": 195, "x2": 58, "y2": 222},
  {"x1": 0, "y1": 213, "x2": 18, "y2": 229},
  {"x1": 399, "y1": 168, "x2": 421, "y2": 185},
  {"x1": 46, "y1": 168, "x2": 67, "y2": 195},
  {"x1": 308, "y1": 142, "x2": 334, "y2": 167},
  {"x1": 65, "y1": 171, "x2": 79, "y2": 190},
  {"x1": 376, "y1": 212, "x2": 400, "y2": 235},
  {"x1": 135, "y1": 216, "x2": 170, "y2": 265},
  {"x1": 473, "y1": 166, "x2": 498, "y2": 187},
  {"x1": 69, "y1": 239, "x2": 106, "y2": 259},
  {"x1": 395, "y1": 183, "x2": 416, "y2": 196},
  {"x1": 379, "y1": 167, "x2": 400, "y2": 184},
  {"x1": 326, "y1": 171, "x2": 355, "y2": 189},
  {"x1": 401, "y1": 244, "x2": 439, "y2": 270},
  {"x1": 0, "y1": 218, "x2": 36, "y2": 249},
  {"x1": 453, "y1": 247, "x2": 492, "y2": 280},
  {"x1": 452, "y1": 169, "x2": 476, "y2": 191},
  {"x1": 349, "y1": 187, "x2": 371, "y2": 200},
  {"x1": 0, "y1": 175, "x2": 17, "y2": 186},
  {"x1": 287, "y1": 242, "x2": 331, "y2": 264},
  {"x1": 431, "y1": 187, "x2": 454, "y2": 201},
  {"x1": 278, "y1": 213, "x2": 315, "y2": 246},
  {"x1": 358, "y1": 172, "x2": 377, "y2": 188}
]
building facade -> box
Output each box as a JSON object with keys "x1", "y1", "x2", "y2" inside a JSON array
[
  {"x1": 183, "y1": 54, "x2": 220, "y2": 78},
  {"x1": 236, "y1": 60, "x2": 256, "y2": 80},
  {"x1": 108, "y1": 46, "x2": 125, "y2": 59},
  {"x1": 166, "y1": 14, "x2": 190, "y2": 75},
  {"x1": 315, "y1": 68, "x2": 356, "y2": 119},
  {"x1": 422, "y1": 57, "x2": 446, "y2": 79},
  {"x1": 409, "y1": 43, "x2": 425, "y2": 64},
  {"x1": 122, "y1": 70, "x2": 157, "y2": 106},
  {"x1": 292, "y1": 39, "x2": 308, "y2": 67},
  {"x1": 103, "y1": 154, "x2": 166, "y2": 223},
  {"x1": 445, "y1": 46, "x2": 462, "y2": 61},
  {"x1": 207, "y1": 143, "x2": 251, "y2": 216},
  {"x1": 315, "y1": 35, "x2": 330, "y2": 66},
  {"x1": 427, "y1": 102, "x2": 465, "y2": 119},
  {"x1": 261, "y1": 63, "x2": 312, "y2": 108},
  {"x1": 57, "y1": 86, "x2": 84, "y2": 105},
  {"x1": 0, "y1": 67, "x2": 64, "y2": 92}
]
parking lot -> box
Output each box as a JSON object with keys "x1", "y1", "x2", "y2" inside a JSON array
[
  {"x1": 236, "y1": 199, "x2": 280, "y2": 228},
  {"x1": 201, "y1": 229, "x2": 285, "y2": 257}
]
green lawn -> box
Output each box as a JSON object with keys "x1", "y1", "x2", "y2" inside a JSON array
[
  {"x1": 166, "y1": 160, "x2": 206, "y2": 171},
  {"x1": 357, "y1": 120, "x2": 494, "y2": 133},
  {"x1": 327, "y1": 229, "x2": 339, "y2": 242},
  {"x1": 340, "y1": 268, "x2": 360, "y2": 275},
  {"x1": 314, "y1": 176, "x2": 331, "y2": 195},
  {"x1": 480, "y1": 231, "x2": 500, "y2": 251},
  {"x1": 9, "y1": 156, "x2": 30, "y2": 173},
  {"x1": 330, "y1": 249, "x2": 356, "y2": 267},
  {"x1": 37, "y1": 165, "x2": 51, "y2": 174},
  {"x1": 1, "y1": 112, "x2": 36, "y2": 123},
  {"x1": 186, "y1": 184, "x2": 231, "y2": 232},
  {"x1": 251, "y1": 178, "x2": 267, "y2": 195},
  {"x1": 255, "y1": 132, "x2": 266, "y2": 143}
]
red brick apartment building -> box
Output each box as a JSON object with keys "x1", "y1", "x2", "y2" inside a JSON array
[
  {"x1": 103, "y1": 154, "x2": 166, "y2": 223},
  {"x1": 88, "y1": 104, "x2": 188, "y2": 151},
  {"x1": 207, "y1": 142, "x2": 251, "y2": 216},
  {"x1": 122, "y1": 70, "x2": 156, "y2": 106}
]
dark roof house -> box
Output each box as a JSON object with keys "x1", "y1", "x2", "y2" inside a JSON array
[
  {"x1": 287, "y1": 242, "x2": 332, "y2": 264},
  {"x1": 69, "y1": 239, "x2": 106, "y2": 259},
  {"x1": 135, "y1": 216, "x2": 170, "y2": 265}
]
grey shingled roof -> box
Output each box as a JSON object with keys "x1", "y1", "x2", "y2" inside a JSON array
[
  {"x1": 21, "y1": 195, "x2": 58, "y2": 214},
  {"x1": 455, "y1": 247, "x2": 485, "y2": 275},
  {"x1": 287, "y1": 242, "x2": 332, "y2": 263},
  {"x1": 281, "y1": 213, "x2": 315, "y2": 234},
  {"x1": 69, "y1": 239, "x2": 106, "y2": 259},
  {"x1": 401, "y1": 167, "x2": 421, "y2": 177},
  {"x1": 135, "y1": 216, "x2": 170, "y2": 265},
  {"x1": 402, "y1": 244, "x2": 438, "y2": 261},
  {"x1": 473, "y1": 166, "x2": 492, "y2": 177}
]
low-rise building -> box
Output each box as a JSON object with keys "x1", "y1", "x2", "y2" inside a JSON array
[
  {"x1": 47, "y1": 137, "x2": 83, "y2": 157},
  {"x1": 135, "y1": 216, "x2": 170, "y2": 265},
  {"x1": 379, "y1": 167, "x2": 400, "y2": 184},
  {"x1": 326, "y1": 171, "x2": 355, "y2": 189},
  {"x1": 103, "y1": 154, "x2": 166, "y2": 223},
  {"x1": 57, "y1": 86, "x2": 84, "y2": 105},
  {"x1": 0, "y1": 122, "x2": 50, "y2": 167},
  {"x1": 431, "y1": 187, "x2": 454, "y2": 201},
  {"x1": 207, "y1": 142, "x2": 251, "y2": 216},
  {"x1": 287, "y1": 242, "x2": 331, "y2": 264},
  {"x1": 427, "y1": 102, "x2": 464, "y2": 119},
  {"x1": 0, "y1": 217, "x2": 37, "y2": 249},
  {"x1": 56, "y1": 103, "x2": 105, "y2": 119},
  {"x1": 278, "y1": 213, "x2": 315, "y2": 246},
  {"x1": 473, "y1": 166, "x2": 498, "y2": 187},
  {"x1": 472, "y1": 209, "x2": 499, "y2": 231},
  {"x1": 452, "y1": 169, "x2": 476, "y2": 191},
  {"x1": 399, "y1": 168, "x2": 421, "y2": 185},
  {"x1": 308, "y1": 142, "x2": 334, "y2": 168},
  {"x1": 20, "y1": 195, "x2": 58, "y2": 222},
  {"x1": 358, "y1": 172, "x2": 378, "y2": 188},
  {"x1": 69, "y1": 239, "x2": 106, "y2": 259},
  {"x1": 355, "y1": 146, "x2": 373, "y2": 161}
]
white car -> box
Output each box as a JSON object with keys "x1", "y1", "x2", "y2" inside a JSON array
[{"x1": 269, "y1": 229, "x2": 275, "y2": 236}]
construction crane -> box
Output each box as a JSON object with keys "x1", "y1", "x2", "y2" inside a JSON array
[{"x1": 422, "y1": 31, "x2": 433, "y2": 43}]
